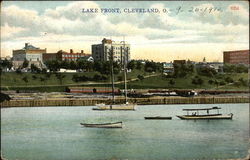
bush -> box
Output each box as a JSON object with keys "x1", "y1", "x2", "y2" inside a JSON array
[
  {"x1": 16, "y1": 68, "x2": 22, "y2": 74},
  {"x1": 208, "y1": 79, "x2": 214, "y2": 84},
  {"x1": 225, "y1": 77, "x2": 234, "y2": 83},
  {"x1": 169, "y1": 79, "x2": 175, "y2": 86},
  {"x1": 192, "y1": 76, "x2": 203, "y2": 86},
  {"x1": 219, "y1": 81, "x2": 226, "y2": 85},
  {"x1": 137, "y1": 75, "x2": 144, "y2": 80},
  {"x1": 117, "y1": 75, "x2": 123, "y2": 81},
  {"x1": 72, "y1": 74, "x2": 89, "y2": 82}
]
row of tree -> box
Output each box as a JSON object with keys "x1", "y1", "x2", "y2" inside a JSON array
[{"x1": 44, "y1": 59, "x2": 162, "y2": 74}]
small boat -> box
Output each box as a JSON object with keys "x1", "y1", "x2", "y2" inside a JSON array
[
  {"x1": 93, "y1": 103, "x2": 136, "y2": 110},
  {"x1": 144, "y1": 116, "x2": 172, "y2": 120},
  {"x1": 80, "y1": 121, "x2": 122, "y2": 128},
  {"x1": 176, "y1": 106, "x2": 233, "y2": 120}
]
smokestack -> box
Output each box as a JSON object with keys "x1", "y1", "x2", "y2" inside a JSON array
[
  {"x1": 70, "y1": 49, "x2": 73, "y2": 53},
  {"x1": 81, "y1": 50, "x2": 84, "y2": 54},
  {"x1": 25, "y1": 43, "x2": 29, "y2": 49}
]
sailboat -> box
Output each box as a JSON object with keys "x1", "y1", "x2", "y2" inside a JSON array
[{"x1": 92, "y1": 39, "x2": 136, "y2": 110}]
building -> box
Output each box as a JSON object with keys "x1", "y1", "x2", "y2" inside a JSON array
[
  {"x1": 163, "y1": 62, "x2": 174, "y2": 75},
  {"x1": 92, "y1": 38, "x2": 131, "y2": 65},
  {"x1": 173, "y1": 60, "x2": 186, "y2": 65},
  {"x1": 196, "y1": 62, "x2": 224, "y2": 73},
  {"x1": 13, "y1": 43, "x2": 46, "y2": 61},
  {"x1": 223, "y1": 50, "x2": 249, "y2": 65},
  {"x1": 12, "y1": 43, "x2": 46, "y2": 69},
  {"x1": 42, "y1": 49, "x2": 92, "y2": 62}
]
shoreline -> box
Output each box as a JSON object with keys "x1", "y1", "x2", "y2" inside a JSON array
[{"x1": 0, "y1": 96, "x2": 248, "y2": 108}]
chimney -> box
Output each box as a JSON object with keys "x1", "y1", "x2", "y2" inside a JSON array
[
  {"x1": 81, "y1": 50, "x2": 84, "y2": 54},
  {"x1": 70, "y1": 49, "x2": 73, "y2": 53},
  {"x1": 25, "y1": 43, "x2": 29, "y2": 49}
]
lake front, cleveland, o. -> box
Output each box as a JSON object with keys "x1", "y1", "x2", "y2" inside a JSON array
[{"x1": 1, "y1": 104, "x2": 249, "y2": 160}]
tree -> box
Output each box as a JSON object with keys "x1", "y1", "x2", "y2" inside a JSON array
[
  {"x1": 32, "y1": 75, "x2": 37, "y2": 80},
  {"x1": 22, "y1": 59, "x2": 29, "y2": 68},
  {"x1": 197, "y1": 67, "x2": 217, "y2": 77},
  {"x1": 93, "y1": 73, "x2": 103, "y2": 81},
  {"x1": 40, "y1": 77, "x2": 46, "y2": 85},
  {"x1": 225, "y1": 77, "x2": 234, "y2": 83},
  {"x1": 55, "y1": 73, "x2": 66, "y2": 85},
  {"x1": 192, "y1": 76, "x2": 203, "y2": 87},
  {"x1": 60, "y1": 60, "x2": 70, "y2": 69},
  {"x1": 0, "y1": 59, "x2": 13, "y2": 71},
  {"x1": 31, "y1": 64, "x2": 41, "y2": 73},
  {"x1": 45, "y1": 60, "x2": 60, "y2": 72},
  {"x1": 235, "y1": 64, "x2": 248, "y2": 73},
  {"x1": 239, "y1": 78, "x2": 247, "y2": 86},
  {"x1": 93, "y1": 61, "x2": 102, "y2": 72},
  {"x1": 22, "y1": 76, "x2": 28, "y2": 85},
  {"x1": 136, "y1": 61, "x2": 143, "y2": 70},
  {"x1": 15, "y1": 68, "x2": 22, "y2": 74},
  {"x1": 69, "y1": 61, "x2": 77, "y2": 70},
  {"x1": 127, "y1": 60, "x2": 137, "y2": 70},
  {"x1": 169, "y1": 79, "x2": 175, "y2": 86},
  {"x1": 208, "y1": 79, "x2": 214, "y2": 85},
  {"x1": 137, "y1": 75, "x2": 144, "y2": 81}
]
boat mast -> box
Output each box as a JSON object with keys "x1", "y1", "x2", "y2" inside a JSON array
[
  {"x1": 123, "y1": 37, "x2": 128, "y2": 103},
  {"x1": 110, "y1": 43, "x2": 115, "y2": 104}
]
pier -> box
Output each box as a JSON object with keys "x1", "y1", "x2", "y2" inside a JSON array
[{"x1": 0, "y1": 96, "x2": 248, "y2": 107}]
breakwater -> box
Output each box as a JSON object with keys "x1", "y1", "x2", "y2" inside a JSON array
[{"x1": 0, "y1": 96, "x2": 249, "y2": 107}]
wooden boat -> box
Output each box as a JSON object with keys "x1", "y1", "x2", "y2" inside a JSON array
[
  {"x1": 93, "y1": 103, "x2": 136, "y2": 110},
  {"x1": 80, "y1": 121, "x2": 122, "y2": 128},
  {"x1": 144, "y1": 116, "x2": 172, "y2": 120},
  {"x1": 92, "y1": 39, "x2": 136, "y2": 111},
  {"x1": 176, "y1": 106, "x2": 233, "y2": 120}
]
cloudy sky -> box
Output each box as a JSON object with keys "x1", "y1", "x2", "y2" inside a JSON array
[{"x1": 1, "y1": 1, "x2": 249, "y2": 62}]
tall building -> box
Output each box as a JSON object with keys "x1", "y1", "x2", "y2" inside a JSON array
[
  {"x1": 92, "y1": 38, "x2": 130, "y2": 64},
  {"x1": 223, "y1": 50, "x2": 249, "y2": 65}
]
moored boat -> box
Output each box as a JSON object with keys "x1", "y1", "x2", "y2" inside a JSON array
[
  {"x1": 176, "y1": 106, "x2": 233, "y2": 120},
  {"x1": 93, "y1": 103, "x2": 136, "y2": 110},
  {"x1": 80, "y1": 121, "x2": 122, "y2": 128},
  {"x1": 92, "y1": 38, "x2": 136, "y2": 111},
  {"x1": 144, "y1": 116, "x2": 172, "y2": 120}
]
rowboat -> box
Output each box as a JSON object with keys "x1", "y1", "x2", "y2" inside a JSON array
[
  {"x1": 144, "y1": 116, "x2": 172, "y2": 120},
  {"x1": 93, "y1": 103, "x2": 136, "y2": 110},
  {"x1": 176, "y1": 106, "x2": 233, "y2": 120},
  {"x1": 80, "y1": 121, "x2": 122, "y2": 128}
]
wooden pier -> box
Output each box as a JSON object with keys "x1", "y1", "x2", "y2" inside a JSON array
[{"x1": 0, "y1": 96, "x2": 249, "y2": 107}]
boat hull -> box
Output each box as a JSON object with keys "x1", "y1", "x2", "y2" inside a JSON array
[
  {"x1": 176, "y1": 114, "x2": 233, "y2": 120},
  {"x1": 93, "y1": 103, "x2": 136, "y2": 110},
  {"x1": 80, "y1": 122, "x2": 122, "y2": 128},
  {"x1": 144, "y1": 117, "x2": 172, "y2": 120}
]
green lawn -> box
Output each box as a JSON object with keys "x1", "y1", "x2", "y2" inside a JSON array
[
  {"x1": 126, "y1": 73, "x2": 249, "y2": 90},
  {"x1": 0, "y1": 71, "x2": 248, "y2": 92}
]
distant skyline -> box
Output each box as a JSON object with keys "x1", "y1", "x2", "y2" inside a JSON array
[{"x1": 1, "y1": 1, "x2": 249, "y2": 62}]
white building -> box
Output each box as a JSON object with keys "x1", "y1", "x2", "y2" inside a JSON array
[
  {"x1": 92, "y1": 38, "x2": 130, "y2": 65},
  {"x1": 12, "y1": 43, "x2": 46, "y2": 69}
]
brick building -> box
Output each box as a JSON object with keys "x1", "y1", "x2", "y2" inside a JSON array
[
  {"x1": 223, "y1": 50, "x2": 249, "y2": 65},
  {"x1": 42, "y1": 49, "x2": 92, "y2": 62}
]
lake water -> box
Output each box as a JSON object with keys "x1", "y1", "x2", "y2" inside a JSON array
[{"x1": 1, "y1": 104, "x2": 249, "y2": 160}]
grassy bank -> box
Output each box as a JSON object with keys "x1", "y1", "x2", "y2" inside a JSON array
[
  {"x1": 126, "y1": 73, "x2": 248, "y2": 90},
  {"x1": 0, "y1": 71, "x2": 248, "y2": 92}
]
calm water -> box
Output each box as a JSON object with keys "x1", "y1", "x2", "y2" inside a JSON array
[{"x1": 1, "y1": 104, "x2": 249, "y2": 160}]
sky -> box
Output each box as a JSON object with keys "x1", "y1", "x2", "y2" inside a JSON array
[{"x1": 1, "y1": 1, "x2": 249, "y2": 62}]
